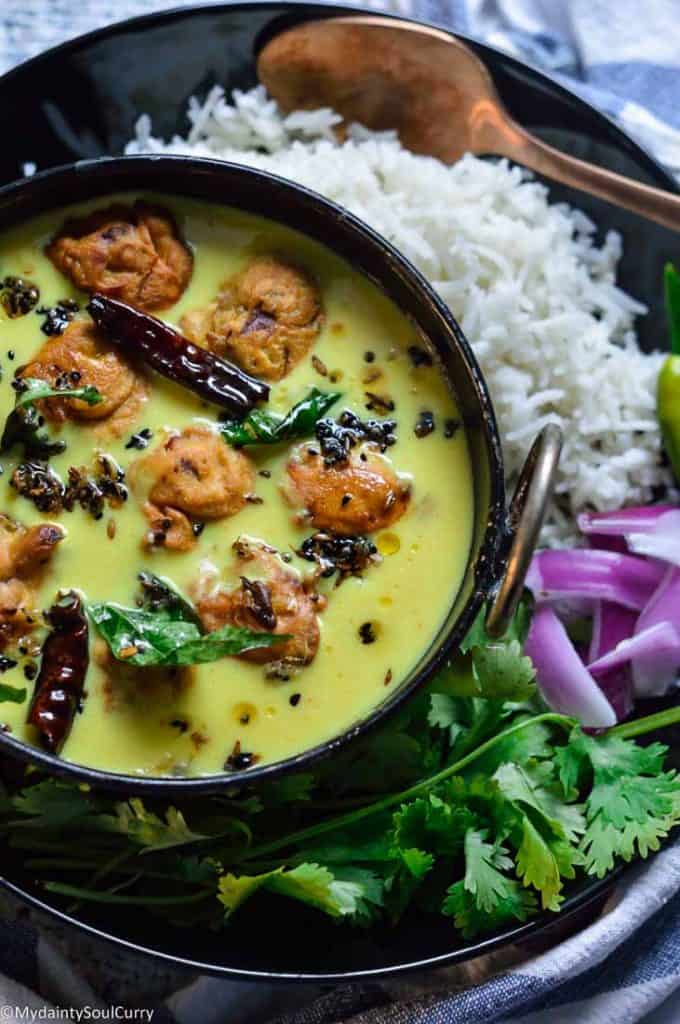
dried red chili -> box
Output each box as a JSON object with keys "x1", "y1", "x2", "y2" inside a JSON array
[
  {"x1": 87, "y1": 294, "x2": 269, "y2": 418},
  {"x1": 27, "y1": 591, "x2": 89, "y2": 754}
]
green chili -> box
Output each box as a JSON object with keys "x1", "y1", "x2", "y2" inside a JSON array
[{"x1": 658, "y1": 263, "x2": 680, "y2": 481}]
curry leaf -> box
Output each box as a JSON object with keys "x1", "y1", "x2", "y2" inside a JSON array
[
  {"x1": 12, "y1": 378, "x2": 102, "y2": 410},
  {"x1": 1, "y1": 377, "x2": 102, "y2": 457},
  {"x1": 0, "y1": 682, "x2": 26, "y2": 704},
  {"x1": 88, "y1": 602, "x2": 285, "y2": 667},
  {"x1": 219, "y1": 388, "x2": 341, "y2": 446}
]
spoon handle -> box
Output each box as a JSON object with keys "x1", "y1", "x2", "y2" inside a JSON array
[{"x1": 498, "y1": 121, "x2": 680, "y2": 231}]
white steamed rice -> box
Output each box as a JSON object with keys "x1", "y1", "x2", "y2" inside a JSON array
[{"x1": 126, "y1": 85, "x2": 671, "y2": 543}]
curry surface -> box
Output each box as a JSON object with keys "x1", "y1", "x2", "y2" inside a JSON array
[{"x1": 0, "y1": 193, "x2": 473, "y2": 777}]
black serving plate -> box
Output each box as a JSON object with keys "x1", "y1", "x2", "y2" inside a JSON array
[{"x1": 0, "y1": 1, "x2": 678, "y2": 982}]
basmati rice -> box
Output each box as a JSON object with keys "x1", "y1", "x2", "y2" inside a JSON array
[{"x1": 126, "y1": 85, "x2": 671, "y2": 543}]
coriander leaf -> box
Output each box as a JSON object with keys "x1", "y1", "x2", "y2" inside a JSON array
[
  {"x1": 331, "y1": 866, "x2": 385, "y2": 924},
  {"x1": 392, "y1": 793, "x2": 475, "y2": 857},
  {"x1": 470, "y1": 642, "x2": 536, "y2": 701},
  {"x1": 514, "y1": 816, "x2": 575, "y2": 911},
  {"x1": 581, "y1": 768, "x2": 680, "y2": 878},
  {"x1": 428, "y1": 693, "x2": 468, "y2": 747},
  {"x1": 444, "y1": 878, "x2": 537, "y2": 938},
  {"x1": 556, "y1": 729, "x2": 680, "y2": 878},
  {"x1": 400, "y1": 847, "x2": 435, "y2": 879},
  {"x1": 220, "y1": 389, "x2": 341, "y2": 446},
  {"x1": 580, "y1": 816, "x2": 671, "y2": 877},
  {"x1": 442, "y1": 828, "x2": 537, "y2": 937},
  {"x1": 302, "y1": 828, "x2": 394, "y2": 865},
  {"x1": 586, "y1": 767, "x2": 679, "y2": 831},
  {"x1": 460, "y1": 829, "x2": 515, "y2": 913},
  {"x1": 494, "y1": 762, "x2": 586, "y2": 843},
  {"x1": 428, "y1": 654, "x2": 479, "y2": 700},
  {"x1": 462, "y1": 590, "x2": 534, "y2": 652},
  {"x1": 171, "y1": 855, "x2": 221, "y2": 884},
  {"x1": 490, "y1": 762, "x2": 584, "y2": 910},
  {"x1": 429, "y1": 695, "x2": 513, "y2": 762},
  {"x1": 218, "y1": 862, "x2": 374, "y2": 920},
  {"x1": 88, "y1": 602, "x2": 284, "y2": 667},
  {"x1": 218, "y1": 870, "x2": 277, "y2": 916},
  {"x1": 98, "y1": 798, "x2": 207, "y2": 853},
  {"x1": 460, "y1": 592, "x2": 536, "y2": 702},
  {"x1": 1, "y1": 377, "x2": 102, "y2": 457},
  {"x1": 471, "y1": 717, "x2": 553, "y2": 776},
  {"x1": 429, "y1": 645, "x2": 535, "y2": 704},
  {"x1": 11, "y1": 780, "x2": 102, "y2": 828},
  {"x1": 379, "y1": 846, "x2": 434, "y2": 922},
  {"x1": 0, "y1": 682, "x2": 26, "y2": 704},
  {"x1": 556, "y1": 729, "x2": 668, "y2": 796}
]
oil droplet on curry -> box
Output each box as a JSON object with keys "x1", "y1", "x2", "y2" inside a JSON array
[{"x1": 0, "y1": 194, "x2": 473, "y2": 777}]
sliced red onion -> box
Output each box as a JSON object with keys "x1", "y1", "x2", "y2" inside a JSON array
[
  {"x1": 578, "y1": 506, "x2": 676, "y2": 532},
  {"x1": 526, "y1": 604, "x2": 617, "y2": 729},
  {"x1": 588, "y1": 601, "x2": 637, "y2": 663},
  {"x1": 633, "y1": 567, "x2": 680, "y2": 696},
  {"x1": 586, "y1": 534, "x2": 628, "y2": 554},
  {"x1": 589, "y1": 620, "x2": 680, "y2": 677},
  {"x1": 526, "y1": 549, "x2": 665, "y2": 610},
  {"x1": 587, "y1": 601, "x2": 636, "y2": 721},
  {"x1": 578, "y1": 506, "x2": 680, "y2": 566}
]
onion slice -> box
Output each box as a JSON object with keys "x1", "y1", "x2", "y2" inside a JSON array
[
  {"x1": 633, "y1": 567, "x2": 680, "y2": 696},
  {"x1": 578, "y1": 506, "x2": 680, "y2": 566},
  {"x1": 526, "y1": 604, "x2": 617, "y2": 729},
  {"x1": 587, "y1": 601, "x2": 636, "y2": 721},
  {"x1": 589, "y1": 620, "x2": 680, "y2": 678},
  {"x1": 526, "y1": 549, "x2": 665, "y2": 610}
]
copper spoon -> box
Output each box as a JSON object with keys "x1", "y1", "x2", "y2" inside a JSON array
[{"x1": 258, "y1": 15, "x2": 680, "y2": 231}]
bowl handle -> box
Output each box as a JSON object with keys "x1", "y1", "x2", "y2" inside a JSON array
[{"x1": 485, "y1": 423, "x2": 563, "y2": 637}]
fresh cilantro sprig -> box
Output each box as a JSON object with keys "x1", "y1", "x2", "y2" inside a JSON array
[
  {"x1": 443, "y1": 829, "x2": 537, "y2": 937},
  {"x1": 5, "y1": 598, "x2": 680, "y2": 937},
  {"x1": 458, "y1": 591, "x2": 536, "y2": 701},
  {"x1": 556, "y1": 729, "x2": 680, "y2": 877}
]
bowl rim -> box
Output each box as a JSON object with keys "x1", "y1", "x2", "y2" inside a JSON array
[
  {"x1": 0, "y1": 153, "x2": 505, "y2": 794},
  {"x1": 0, "y1": 858, "x2": 622, "y2": 982}
]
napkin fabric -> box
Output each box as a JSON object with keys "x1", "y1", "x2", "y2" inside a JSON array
[{"x1": 1, "y1": 1, "x2": 680, "y2": 1022}]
